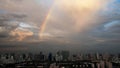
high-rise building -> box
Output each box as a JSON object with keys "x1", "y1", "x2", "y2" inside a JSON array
[
  {"x1": 106, "y1": 61, "x2": 112, "y2": 68},
  {"x1": 100, "y1": 61, "x2": 105, "y2": 68},
  {"x1": 61, "y1": 50, "x2": 70, "y2": 61},
  {"x1": 96, "y1": 53, "x2": 100, "y2": 60}
]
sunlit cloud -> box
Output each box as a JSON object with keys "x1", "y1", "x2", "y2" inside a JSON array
[
  {"x1": 40, "y1": 0, "x2": 112, "y2": 40},
  {"x1": 54, "y1": 0, "x2": 111, "y2": 31},
  {"x1": 10, "y1": 27, "x2": 33, "y2": 41}
]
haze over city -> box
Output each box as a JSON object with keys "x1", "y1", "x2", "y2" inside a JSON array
[{"x1": 0, "y1": 0, "x2": 120, "y2": 54}]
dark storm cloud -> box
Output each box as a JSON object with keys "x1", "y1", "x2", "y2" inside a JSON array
[
  {"x1": 0, "y1": 12, "x2": 27, "y2": 21},
  {"x1": 0, "y1": 11, "x2": 27, "y2": 24},
  {"x1": 0, "y1": 9, "x2": 29, "y2": 41},
  {"x1": 0, "y1": 33, "x2": 9, "y2": 38}
]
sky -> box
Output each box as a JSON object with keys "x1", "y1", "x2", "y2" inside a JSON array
[{"x1": 0, "y1": 0, "x2": 120, "y2": 54}]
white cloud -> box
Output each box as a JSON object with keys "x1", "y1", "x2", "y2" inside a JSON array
[{"x1": 104, "y1": 20, "x2": 120, "y2": 33}]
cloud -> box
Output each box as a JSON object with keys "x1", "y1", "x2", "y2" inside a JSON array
[
  {"x1": 104, "y1": 20, "x2": 120, "y2": 33},
  {"x1": 0, "y1": 20, "x2": 19, "y2": 39},
  {"x1": 0, "y1": 0, "x2": 120, "y2": 53},
  {"x1": 10, "y1": 27, "x2": 33, "y2": 41},
  {"x1": 0, "y1": 19, "x2": 39, "y2": 41},
  {"x1": 0, "y1": 0, "x2": 113, "y2": 41},
  {"x1": 41, "y1": 0, "x2": 113, "y2": 40},
  {"x1": 54, "y1": 0, "x2": 110, "y2": 31}
]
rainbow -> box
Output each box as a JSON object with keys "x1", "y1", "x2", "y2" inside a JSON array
[{"x1": 39, "y1": 1, "x2": 55, "y2": 40}]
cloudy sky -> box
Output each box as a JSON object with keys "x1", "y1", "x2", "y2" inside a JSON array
[{"x1": 0, "y1": 0, "x2": 120, "y2": 53}]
